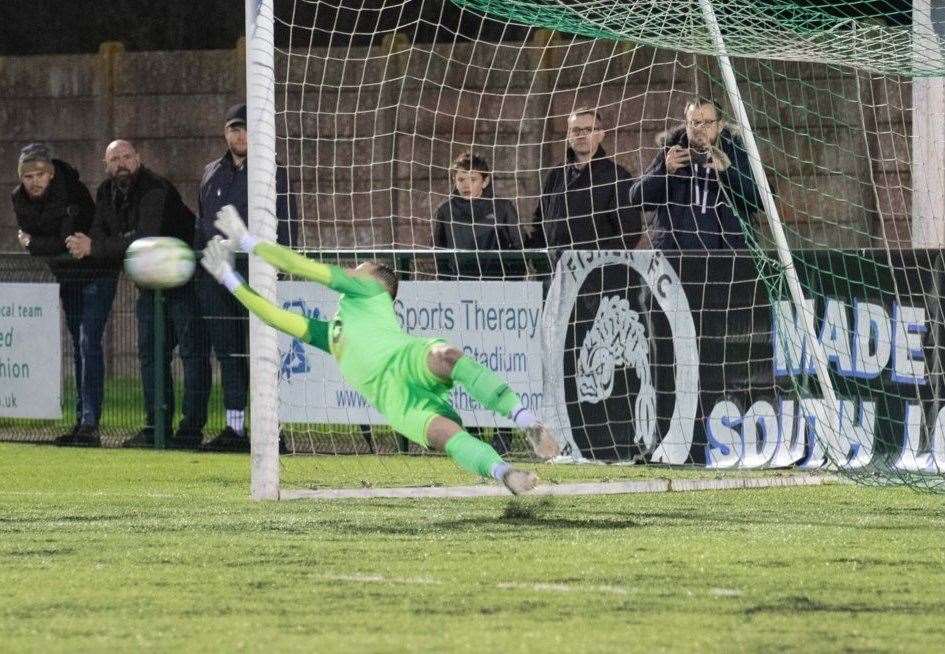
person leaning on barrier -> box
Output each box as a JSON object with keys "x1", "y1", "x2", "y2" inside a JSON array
[
  {"x1": 193, "y1": 103, "x2": 298, "y2": 452},
  {"x1": 12, "y1": 143, "x2": 113, "y2": 447},
  {"x1": 528, "y1": 107, "x2": 641, "y2": 251},
  {"x1": 630, "y1": 96, "x2": 761, "y2": 250},
  {"x1": 65, "y1": 140, "x2": 211, "y2": 450}
]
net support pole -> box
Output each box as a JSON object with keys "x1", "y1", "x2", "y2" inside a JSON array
[
  {"x1": 697, "y1": 0, "x2": 842, "y2": 453},
  {"x1": 912, "y1": 0, "x2": 945, "y2": 248},
  {"x1": 154, "y1": 289, "x2": 166, "y2": 450},
  {"x1": 246, "y1": 0, "x2": 280, "y2": 499}
]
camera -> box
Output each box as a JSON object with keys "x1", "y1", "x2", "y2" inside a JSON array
[{"x1": 690, "y1": 148, "x2": 711, "y2": 166}]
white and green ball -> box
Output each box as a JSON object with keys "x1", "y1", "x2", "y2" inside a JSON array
[{"x1": 123, "y1": 237, "x2": 196, "y2": 289}]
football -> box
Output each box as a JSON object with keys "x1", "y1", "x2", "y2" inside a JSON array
[{"x1": 123, "y1": 236, "x2": 196, "y2": 289}]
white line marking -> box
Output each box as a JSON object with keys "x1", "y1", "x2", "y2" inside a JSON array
[
  {"x1": 316, "y1": 574, "x2": 635, "y2": 596},
  {"x1": 709, "y1": 588, "x2": 743, "y2": 597},
  {"x1": 497, "y1": 582, "x2": 633, "y2": 596},
  {"x1": 281, "y1": 475, "x2": 835, "y2": 500},
  {"x1": 317, "y1": 573, "x2": 441, "y2": 586}
]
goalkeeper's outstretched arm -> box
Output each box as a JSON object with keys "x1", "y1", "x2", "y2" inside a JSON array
[
  {"x1": 202, "y1": 236, "x2": 330, "y2": 352},
  {"x1": 215, "y1": 205, "x2": 384, "y2": 298}
]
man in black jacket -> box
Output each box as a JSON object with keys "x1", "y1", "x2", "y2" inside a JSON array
[
  {"x1": 630, "y1": 97, "x2": 761, "y2": 250},
  {"x1": 66, "y1": 140, "x2": 211, "y2": 449},
  {"x1": 194, "y1": 103, "x2": 297, "y2": 451},
  {"x1": 12, "y1": 143, "x2": 114, "y2": 446},
  {"x1": 530, "y1": 108, "x2": 641, "y2": 251}
]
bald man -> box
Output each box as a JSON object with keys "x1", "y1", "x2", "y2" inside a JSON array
[{"x1": 69, "y1": 140, "x2": 211, "y2": 449}]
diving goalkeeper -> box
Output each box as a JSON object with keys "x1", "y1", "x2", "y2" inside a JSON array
[{"x1": 201, "y1": 206, "x2": 559, "y2": 494}]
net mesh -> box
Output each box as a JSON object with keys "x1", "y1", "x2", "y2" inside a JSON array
[{"x1": 266, "y1": 0, "x2": 945, "y2": 492}]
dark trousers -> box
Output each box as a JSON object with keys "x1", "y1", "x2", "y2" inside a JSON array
[
  {"x1": 59, "y1": 276, "x2": 117, "y2": 427},
  {"x1": 136, "y1": 282, "x2": 211, "y2": 434},
  {"x1": 195, "y1": 266, "x2": 249, "y2": 412}
]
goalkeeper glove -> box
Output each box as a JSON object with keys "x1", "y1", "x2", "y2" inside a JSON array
[
  {"x1": 215, "y1": 204, "x2": 259, "y2": 252},
  {"x1": 201, "y1": 236, "x2": 243, "y2": 291}
]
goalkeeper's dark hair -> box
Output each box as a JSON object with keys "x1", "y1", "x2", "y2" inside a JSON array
[{"x1": 370, "y1": 261, "x2": 399, "y2": 298}]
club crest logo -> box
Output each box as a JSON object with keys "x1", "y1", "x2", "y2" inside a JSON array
[
  {"x1": 542, "y1": 250, "x2": 699, "y2": 464},
  {"x1": 576, "y1": 295, "x2": 657, "y2": 451}
]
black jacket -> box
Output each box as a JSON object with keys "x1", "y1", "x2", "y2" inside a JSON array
[
  {"x1": 196, "y1": 152, "x2": 297, "y2": 250},
  {"x1": 530, "y1": 145, "x2": 640, "y2": 250},
  {"x1": 89, "y1": 166, "x2": 195, "y2": 270},
  {"x1": 11, "y1": 159, "x2": 98, "y2": 280},
  {"x1": 630, "y1": 125, "x2": 760, "y2": 250},
  {"x1": 433, "y1": 188, "x2": 524, "y2": 277}
]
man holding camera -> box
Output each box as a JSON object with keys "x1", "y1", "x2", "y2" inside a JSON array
[{"x1": 630, "y1": 96, "x2": 760, "y2": 250}]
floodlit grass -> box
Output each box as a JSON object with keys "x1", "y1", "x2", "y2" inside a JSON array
[{"x1": 2, "y1": 442, "x2": 944, "y2": 652}]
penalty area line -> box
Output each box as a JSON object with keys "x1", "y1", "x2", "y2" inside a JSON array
[{"x1": 279, "y1": 473, "x2": 835, "y2": 500}]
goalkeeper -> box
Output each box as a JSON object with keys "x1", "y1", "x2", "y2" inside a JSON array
[{"x1": 201, "y1": 206, "x2": 559, "y2": 494}]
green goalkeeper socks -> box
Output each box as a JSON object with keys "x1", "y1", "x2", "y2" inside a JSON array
[
  {"x1": 444, "y1": 431, "x2": 507, "y2": 480},
  {"x1": 451, "y1": 355, "x2": 520, "y2": 418}
]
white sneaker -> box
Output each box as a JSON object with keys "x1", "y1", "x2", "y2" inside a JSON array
[
  {"x1": 524, "y1": 422, "x2": 560, "y2": 461},
  {"x1": 501, "y1": 468, "x2": 538, "y2": 495}
]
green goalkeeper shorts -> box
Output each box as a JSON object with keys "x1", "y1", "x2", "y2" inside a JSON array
[{"x1": 363, "y1": 337, "x2": 462, "y2": 448}]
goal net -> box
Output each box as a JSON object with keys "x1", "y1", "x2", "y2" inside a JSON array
[{"x1": 246, "y1": 0, "x2": 945, "y2": 496}]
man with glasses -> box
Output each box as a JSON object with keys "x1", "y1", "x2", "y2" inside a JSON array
[
  {"x1": 529, "y1": 107, "x2": 640, "y2": 250},
  {"x1": 631, "y1": 97, "x2": 760, "y2": 250}
]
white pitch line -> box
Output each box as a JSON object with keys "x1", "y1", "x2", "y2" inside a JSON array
[
  {"x1": 497, "y1": 581, "x2": 634, "y2": 596},
  {"x1": 280, "y1": 474, "x2": 835, "y2": 500},
  {"x1": 317, "y1": 573, "x2": 441, "y2": 586},
  {"x1": 315, "y1": 574, "x2": 635, "y2": 596}
]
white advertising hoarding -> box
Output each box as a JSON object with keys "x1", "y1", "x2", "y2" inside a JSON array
[
  {"x1": 0, "y1": 283, "x2": 62, "y2": 419},
  {"x1": 277, "y1": 281, "x2": 543, "y2": 427}
]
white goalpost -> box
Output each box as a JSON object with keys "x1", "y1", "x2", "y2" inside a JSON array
[{"x1": 246, "y1": 0, "x2": 280, "y2": 500}]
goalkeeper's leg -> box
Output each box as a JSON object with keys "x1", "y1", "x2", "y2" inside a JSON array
[
  {"x1": 426, "y1": 416, "x2": 536, "y2": 495},
  {"x1": 426, "y1": 345, "x2": 559, "y2": 460}
]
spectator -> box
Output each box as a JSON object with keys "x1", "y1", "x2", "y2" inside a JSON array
[
  {"x1": 433, "y1": 151, "x2": 525, "y2": 278},
  {"x1": 530, "y1": 107, "x2": 641, "y2": 250},
  {"x1": 433, "y1": 151, "x2": 524, "y2": 453},
  {"x1": 12, "y1": 143, "x2": 113, "y2": 447},
  {"x1": 630, "y1": 96, "x2": 761, "y2": 250},
  {"x1": 66, "y1": 140, "x2": 210, "y2": 449},
  {"x1": 195, "y1": 103, "x2": 298, "y2": 451}
]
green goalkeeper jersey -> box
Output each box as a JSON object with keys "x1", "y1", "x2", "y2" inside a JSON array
[
  {"x1": 230, "y1": 241, "x2": 460, "y2": 444},
  {"x1": 243, "y1": 242, "x2": 416, "y2": 396},
  {"x1": 324, "y1": 284, "x2": 416, "y2": 391}
]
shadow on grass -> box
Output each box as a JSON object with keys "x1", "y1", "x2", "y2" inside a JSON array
[{"x1": 743, "y1": 595, "x2": 945, "y2": 616}]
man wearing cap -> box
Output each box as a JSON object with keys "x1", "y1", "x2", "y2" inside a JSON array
[
  {"x1": 12, "y1": 144, "x2": 113, "y2": 446},
  {"x1": 195, "y1": 103, "x2": 297, "y2": 451},
  {"x1": 66, "y1": 140, "x2": 211, "y2": 449}
]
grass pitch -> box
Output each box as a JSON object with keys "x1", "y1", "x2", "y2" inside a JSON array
[{"x1": 2, "y1": 443, "x2": 944, "y2": 653}]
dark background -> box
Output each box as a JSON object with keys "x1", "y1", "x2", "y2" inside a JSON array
[{"x1": 0, "y1": 0, "x2": 909, "y2": 56}]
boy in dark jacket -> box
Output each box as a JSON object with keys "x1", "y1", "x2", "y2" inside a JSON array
[
  {"x1": 630, "y1": 97, "x2": 761, "y2": 250},
  {"x1": 12, "y1": 143, "x2": 114, "y2": 446},
  {"x1": 432, "y1": 152, "x2": 525, "y2": 453},
  {"x1": 433, "y1": 151, "x2": 525, "y2": 279}
]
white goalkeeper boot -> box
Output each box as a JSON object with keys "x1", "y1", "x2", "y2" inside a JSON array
[
  {"x1": 524, "y1": 422, "x2": 560, "y2": 461},
  {"x1": 501, "y1": 468, "x2": 538, "y2": 495}
]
